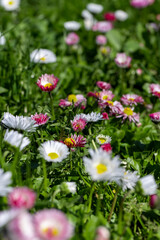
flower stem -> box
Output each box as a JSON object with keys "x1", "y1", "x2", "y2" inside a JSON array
[
  {"x1": 42, "y1": 158, "x2": 47, "y2": 190},
  {"x1": 49, "y1": 92, "x2": 55, "y2": 120},
  {"x1": 108, "y1": 186, "x2": 119, "y2": 222},
  {"x1": 87, "y1": 182, "x2": 95, "y2": 212}
]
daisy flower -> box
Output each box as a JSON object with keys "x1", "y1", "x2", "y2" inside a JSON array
[
  {"x1": 92, "y1": 21, "x2": 113, "y2": 33},
  {"x1": 121, "y1": 94, "x2": 144, "y2": 106},
  {"x1": 8, "y1": 187, "x2": 36, "y2": 209},
  {"x1": 108, "y1": 101, "x2": 123, "y2": 115},
  {"x1": 4, "y1": 130, "x2": 30, "y2": 151},
  {"x1": 101, "y1": 143, "x2": 112, "y2": 153},
  {"x1": 116, "y1": 107, "x2": 140, "y2": 123},
  {"x1": 0, "y1": 168, "x2": 12, "y2": 196},
  {"x1": 139, "y1": 175, "x2": 157, "y2": 195},
  {"x1": 34, "y1": 209, "x2": 74, "y2": 240},
  {"x1": 150, "y1": 83, "x2": 160, "y2": 98},
  {"x1": 30, "y1": 49, "x2": 56, "y2": 64},
  {"x1": 115, "y1": 53, "x2": 132, "y2": 68},
  {"x1": 59, "y1": 94, "x2": 87, "y2": 109},
  {"x1": 84, "y1": 18, "x2": 96, "y2": 30},
  {"x1": 83, "y1": 148, "x2": 124, "y2": 183},
  {"x1": 0, "y1": 32, "x2": 6, "y2": 45},
  {"x1": 149, "y1": 112, "x2": 160, "y2": 122},
  {"x1": 102, "y1": 112, "x2": 109, "y2": 120},
  {"x1": 96, "y1": 35, "x2": 107, "y2": 45},
  {"x1": 83, "y1": 112, "x2": 103, "y2": 122},
  {"x1": 64, "y1": 134, "x2": 86, "y2": 148},
  {"x1": 0, "y1": 209, "x2": 21, "y2": 228},
  {"x1": 63, "y1": 182, "x2": 77, "y2": 194},
  {"x1": 87, "y1": 3, "x2": 103, "y2": 14},
  {"x1": 71, "y1": 114, "x2": 87, "y2": 132},
  {"x1": 130, "y1": 0, "x2": 153, "y2": 8},
  {"x1": 96, "y1": 81, "x2": 111, "y2": 90},
  {"x1": 95, "y1": 226, "x2": 110, "y2": 240},
  {"x1": 121, "y1": 170, "x2": 139, "y2": 191},
  {"x1": 99, "y1": 90, "x2": 114, "y2": 102},
  {"x1": 2, "y1": 112, "x2": 38, "y2": 132},
  {"x1": 104, "y1": 12, "x2": 116, "y2": 21},
  {"x1": 81, "y1": 9, "x2": 94, "y2": 19},
  {"x1": 31, "y1": 113, "x2": 49, "y2": 126},
  {"x1": 1, "y1": 0, "x2": 20, "y2": 11},
  {"x1": 96, "y1": 134, "x2": 111, "y2": 145},
  {"x1": 149, "y1": 194, "x2": 159, "y2": 209},
  {"x1": 115, "y1": 10, "x2": 128, "y2": 21},
  {"x1": 65, "y1": 32, "x2": 79, "y2": 45},
  {"x1": 64, "y1": 21, "x2": 81, "y2": 31},
  {"x1": 36, "y1": 74, "x2": 59, "y2": 92},
  {"x1": 39, "y1": 141, "x2": 69, "y2": 162}
]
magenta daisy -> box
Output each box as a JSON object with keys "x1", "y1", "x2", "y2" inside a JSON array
[
  {"x1": 121, "y1": 94, "x2": 144, "y2": 106},
  {"x1": 92, "y1": 21, "x2": 113, "y2": 32},
  {"x1": 65, "y1": 32, "x2": 79, "y2": 45},
  {"x1": 149, "y1": 112, "x2": 160, "y2": 122},
  {"x1": 87, "y1": 91, "x2": 99, "y2": 98},
  {"x1": 31, "y1": 113, "x2": 49, "y2": 126},
  {"x1": 36, "y1": 74, "x2": 59, "y2": 92},
  {"x1": 34, "y1": 209, "x2": 74, "y2": 240},
  {"x1": 8, "y1": 187, "x2": 36, "y2": 209},
  {"x1": 150, "y1": 84, "x2": 160, "y2": 98},
  {"x1": 117, "y1": 107, "x2": 140, "y2": 123},
  {"x1": 99, "y1": 90, "x2": 114, "y2": 102},
  {"x1": 96, "y1": 81, "x2": 111, "y2": 90},
  {"x1": 64, "y1": 134, "x2": 86, "y2": 148},
  {"x1": 59, "y1": 94, "x2": 87, "y2": 109},
  {"x1": 96, "y1": 35, "x2": 107, "y2": 45},
  {"x1": 71, "y1": 115, "x2": 87, "y2": 132},
  {"x1": 130, "y1": 0, "x2": 154, "y2": 8},
  {"x1": 115, "y1": 53, "x2": 132, "y2": 68}
]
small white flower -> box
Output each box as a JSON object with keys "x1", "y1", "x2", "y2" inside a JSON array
[
  {"x1": 84, "y1": 18, "x2": 96, "y2": 30},
  {"x1": 87, "y1": 3, "x2": 103, "y2": 14},
  {"x1": 81, "y1": 9, "x2": 93, "y2": 19},
  {"x1": 0, "y1": 209, "x2": 21, "y2": 228},
  {"x1": 65, "y1": 182, "x2": 77, "y2": 194},
  {"x1": 4, "y1": 129, "x2": 30, "y2": 151},
  {"x1": 122, "y1": 170, "x2": 139, "y2": 191},
  {"x1": 96, "y1": 134, "x2": 112, "y2": 145},
  {"x1": 0, "y1": 32, "x2": 6, "y2": 45},
  {"x1": 1, "y1": 0, "x2": 20, "y2": 11},
  {"x1": 2, "y1": 112, "x2": 38, "y2": 132},
  {"x1": 115, "y1": 10, "x2": 128, "y2": 21},
  {"x1": 85, "y1": 112, "x2": 103, "y2": 122},
  {"x1": 30, "y1": 49, "x2": 57, "y2": 64},
  {"x1": 139, "y1": 175, "x2": 157, "y2": 195},
  {"x1": 64, "y1": 21, "x2": 81, "y2": 31},
  {"x1": 39, "y1": 141, "x2": 69, "y2": 162},
  {"x1": 83, "y1": 148, "x2": 124, "y2": 183},
  {"x1": 0, "y1": 168, "x2": 12, "y2": 196}
]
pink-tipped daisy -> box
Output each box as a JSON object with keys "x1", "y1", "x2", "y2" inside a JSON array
[
  {"x1": 115, "y1": 53, "x2": 132, "y2": 68},
  {"x1": 31, "y1": 113, "x2": 49, "y2": 126},
  {"x1": 92, "y1": 21, "x2": 113, "y2": 33},
  {"x1": 99, "y1": 90, "x2": 114, "y2": 102},
  {"x1": 96, "y1": 81, "x2": 111, "y2": 90},
  {"x1": 121, "y1": 94, "x2": 144, "y2": 106},
  {"x1": 117, "y1": 107, "x2": 140, "y2": 123},
  {"x1": 64, "y1": 134, "x2": 86, "y2": 148},
  {"x1": 101, "y1": 143, "x2": 112, "y2": 153},
  {"x1": 149, "y1": 112, "x2": 160, "y2": 122},
  {"x1": 71, "y1": 114, "x2": 87, "y2": 132},
  {"x1": 65, "y1": 32, "x2": 79, "y2": 45},
  {"x1": 96, "y1": 35, "x2": 107, "y2": 45},
  {"x1": 34, "y1": 209, "x2": 74, "y2": 240},
  {"x1": 150, "y1": 84, "x2": 160, "y2": 98},
  {"x1": 87, "y1": 91, "x2": 99, "y2": 98},
  {"x1": 36, "y1": 74, "x2": 59, "y2": 92},
  {"x1": 8, "y1": 187, "x2": 36, "y2": 209},
  {"x1": 59, "y1": 94, "x2": 87, "y2": 109}
]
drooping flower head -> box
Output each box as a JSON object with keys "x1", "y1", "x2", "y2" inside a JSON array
[
  {"x1": 59, "y1": 94, "x2": 87, "y2": 109},
  {"x1": 65, "y1": 32, "x2": 79, "y2": 45},
  {"x1": 2, "y1": 112, "x2": 38, "y2": 132},
  {"x1": 0, "y1": 168, "x2": 12, "y2": 197},
  {"x1": 36, "y1": 74, "x2": 59, "y2": 92},
  {"x1": 39, "y1": 141, "x2": 69, "y2": 162},
  {"x1": 83, "y1": 148, "x2": 124, "y2": 183},
  {"x1": 31, "y1": 113, "x2": 49, "y2": 126},
  {"x1": 30, "y1": 49, "x2": 57, "y2": 63},
  {"x1": 4, "y1": 130, "x2": 30, "y2": 151},
  {"x1": 121, "y1": 94, "x2": 144, "y2": 106},
  {"x1": 149, "y1": 112, "x2": 160, "y2": 123},
  {"x1": 34, "y1": 209, "x2": 74, "y2": 240},
  {"x1": 1, "y1": 0, "x2": 20, "y2": 11},
  {"x1": 150, "y1": 84, "x2": 160, "y2": 98},
  {"x1": 115, "y1": 53, "x2": 132, "y2": 68},
  {"x1": 96, "y1": 35, "x2": 107, "y2": 45},
  {"x1": 92, "y1": 21, "x2": 113, "y2": 32},
  {"x1": 8, "y1": 187, "x2": 36, "y2": 209},
  {"x1": 96, "y1": 81, "x2": 111, "y2": 90}
]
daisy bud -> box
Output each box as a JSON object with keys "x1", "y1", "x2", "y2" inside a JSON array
[
  {"x1": 65, "y1": 32, "x2": 79, "y2": 46},
  {"x1": 96, "y1": 35, "x2": 107, "y2": 45},
  {"x1": 149, "y1": 112, "x2": 160, "y2": 123},
  {"x1": 149, "y1": 194, "x2": 159, "y2": 209},
  {"x1": 136, "y1": 68, "x2": 143, "y2": 75},
  {"x1": 61, "y1": 182, "x2": 77, "y2": 194},
  {"x1": 95, "y1": 226, "x2": 110, "y2": 240},
  {"x1": 102, "y1": 112, "x2": 109, "y2": 120},
  {"x1": 104, "y1": 12, "x2": 116, "y2": 21},
  {"x1": 101, "y1": 143, "x2": 112, "y2": 153}
]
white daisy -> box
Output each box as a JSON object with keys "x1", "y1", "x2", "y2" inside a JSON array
[
  {"x1": 1, "y1": 0, "x2": 20, "y2": 11},
  {"x1": 64, "y1": 21, "x2": 81, "y2": 31},
  {"x1": 122, "y1": 170, "x2": 139, "y2": 191},
  {"x1": 87, "y1": 3, "x2": 103, "y2": 14},
  {"x1": 4, "y1": 129, "x2": 30, "y2": 151},
  {"x1": 81, "y1": 9, "x2": 94, "y2": 19},
  {"x1": 39, "y1": 141, "x2": 69, "y2": 162},
  {"x1": 83, "y1": 148, "x2": 124, "y2": 183},
  {"x1": 65, "y1": 182, "x2": 77, "y2": 194},
  {"x1": 2, "y1": 112, "x2": 38, "y2": 132},
  {"x1": 84, "y1": 18, "x2": 96, "y2": 30},
  {"x1": 96, "y1": 134, "x2": 112, "y2": 145},
  {"x1": 0, "y1": 32, "x2": 6, "y2": 45},
  {"x1": 139, "y1": 175, "x2": 157, "y2": 195},
  {"x1": 115, "y1": 10, "x2": 128, "y2": 21},
  {"x1": 0, "y1": 168, "x2": 12, "y2": 196},
  {"x1": 30, "y1": 49, "x2": 57, "y2": 64},
  {"x1": 84, "y1": 112, "x2": 103, "y2": 122}
]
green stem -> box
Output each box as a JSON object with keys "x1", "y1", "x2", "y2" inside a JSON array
[
  {"x1": 108, "y1": 186, "x2": 119, "y2": 222},
  {"x1": 77, "y1": 168, "x2": 91, "y2": 188},
  {"x1": 87, "y1": 182, "x2": 95, "y2": 212},
  {"x1": 49, "y1": 92, "x2": 55, "y2": 120},
  {"x1": 42, "y1": 158, "x2": 47, "y2": 190}
]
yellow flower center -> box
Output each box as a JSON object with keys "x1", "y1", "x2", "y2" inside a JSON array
[
  {"x1": 102, "y1": 95, "x2": 108, "y2": 100},
  {"x1": 48, "y1": 152, "x2": 59, "y2": 160},
  {"x1": 40, "y1": 57, "x2": 46, "y2": 61},
  {"x1": 68, "y1": 94, "x2": 77, "y2": 103},
  {"x1": 8, "y1": 0, "x2": 14, "y2": 5},
  {"x1": 43, "y1": 227, "x2": 59, "y2": 236},
  {"x1": 106, "y1": 100, "x2": 113, "y2": 106},
  {"x1": 100, "y1": 47, "x2": 108, "y2": 55},
  {"x1": 64, "y1": 138, "x2": 76, "y2": 147},
  {"x1": 98, "y1": 138, "x2": 106, "y2": 144},
  {"x1": 96, "y1": 163, "x2": 107, "y2": 174},
  {"x1": 124, "y1": 171, "x2": 127, "y2": 175},
  {"x1": 128, "y1": 98, "x2": 135, "y2": 102},
  {"x1": 123, "y1": 107, "x2": 133, "y2": 116},
  {"x1": 44, "y1": 83, "x2": 53, "y2": 88}
]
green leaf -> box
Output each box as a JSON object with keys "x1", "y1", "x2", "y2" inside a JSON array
[
  {"x1": 107, "y1": 29, "x2": 125, "y2": 51},
  {"x1": 0, "y1": 86, "x2": 8, "y2": 94},
  {"x1": 124, "y1": 39, "x2": 140, "y2": 53}
]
